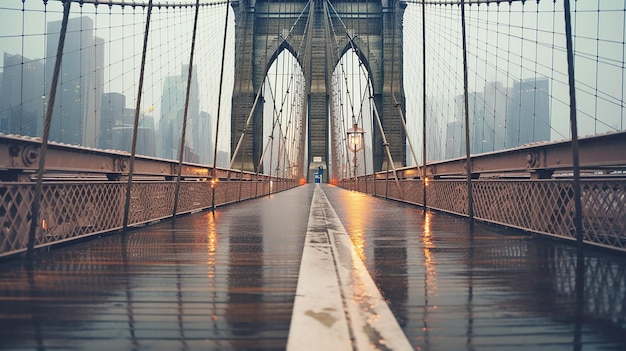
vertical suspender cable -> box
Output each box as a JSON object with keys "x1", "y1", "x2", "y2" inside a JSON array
[
  {"x1": 212, "y1": 0, "x2": 231, "y2": 208},
  {"x1": 562, "y1": 0, "x2": 584, "y2": 245},
  {"x1": 422, "y1": 0, "x2": 427, "y2": 208},
  {"x1": 27, "y1": 0, "x2": 73, "y2": 257},
  {"x1": 173, "y1": 0, "x2": 201, "y2": 218},
  {"x1": 387, "y1": 0, "x2": 402, "y2": 197},
  {"x1": 123, "y1": 0, "x2": 153, "y2": 230},
  {"x1": 20, "y1": 0, "x2": 25, "y2": 134},
  {"x1": 460, "y1": 0, "x2": 474, "y2": 222}
]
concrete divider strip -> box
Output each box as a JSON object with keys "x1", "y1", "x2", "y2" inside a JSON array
[{"x1": 287, "y1": 185, "x2": 411, "y2": 350}]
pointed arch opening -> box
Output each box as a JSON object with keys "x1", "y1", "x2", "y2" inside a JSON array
[
  {"x1": 262, "y1": 49, "x2": 306, "y2": 179},
  {"x1": 330, "y1": 48, "x2": 374, "y2": 182}
]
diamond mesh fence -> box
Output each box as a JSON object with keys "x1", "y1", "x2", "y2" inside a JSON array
[
  {"x1": 1, "y1": 179, "x2": 297, "y2": 258},
  {"x1": 339, "y1": 178, "x2": 626, "y2": 252}
]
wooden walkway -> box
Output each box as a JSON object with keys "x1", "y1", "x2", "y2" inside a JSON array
[{"x1": 0, "y1": 184, "x2": 625, "y2": 350}]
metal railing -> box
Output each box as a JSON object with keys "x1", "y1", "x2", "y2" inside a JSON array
[
  {"x1": 0, "y1": 134, "x2": 298, "y2": 258},
  {"x1": 338, "y1": 132, "x2": 626, "y2": 253}
]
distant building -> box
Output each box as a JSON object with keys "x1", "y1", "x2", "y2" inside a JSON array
[
  {"x1": 424, "y1": 97, "x2": 446, "y2": 162},
  {"x1": 44, "y1": 16, "x2": 103, "y2": 147},
  {"x1": 0, "y1": 53, "x2": 44, "y2": 137},
  {"x1": 159, "y1": 65, "x2": 199, "y2": 162},
  {"x1": 483, "y1": 81, "x2": 507, "y2": 151},
  {"x1": 446, "y1": 92, "x2": 487, "y2": 159},
  {"x1": 506, "y1": 77, "x2": 550, "y2": 147},
  {"x1": 99, "y1": 92, "x2": 155, "y2": 157},
  {"x1": 193, "y1": 111, "x2": 213, "y2": 164},
  {"x1": 99, "y1": 93, "x2": 128, "y2": 150},
  {"x1": 159, "y1": 74, "x2": 185, "y2": 160},
  {"x1": 111, "y1": 124, "x2": 156, "y2": 157},
  {"x1": 445, "y1": 119, "x2": 464, "y2": 160},
  {"x1": 465, "y1": 92, "x2": 490, "y2": 154}
]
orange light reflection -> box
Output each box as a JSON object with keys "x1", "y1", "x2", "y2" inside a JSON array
[
  {"x1": 206, "y1": 212, "x2": 218, "y2": 278},
  {"x1": 344, "y1": 191, "x2": 369, "y2": 262},
  {"x1": 423, "y1": 211, "x2": 437, "y2": 296}
]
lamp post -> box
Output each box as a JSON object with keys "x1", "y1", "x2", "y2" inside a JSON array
[{"x1": 346, "y1": 123, "x2": 365, "y2": 189}]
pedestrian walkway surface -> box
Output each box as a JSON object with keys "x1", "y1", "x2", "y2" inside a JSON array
[{"x1": 0, "y1": 184, "x2": 625, "y2": 350}]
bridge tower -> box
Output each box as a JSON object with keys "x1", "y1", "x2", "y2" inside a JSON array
[{"x1": 230, "y1": 0, "x2": 406, "y2": 179}]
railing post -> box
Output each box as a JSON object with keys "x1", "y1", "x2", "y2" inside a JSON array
[
  {"x1": 123, "y1": 0, "x2": 153, "y2": 230},
  {"x1": 28, "y1": 0, "x2": 74, "y2": 257},
  {"x1": 460, "y1": 0, "x2": 474, "y2": 222},
  {"x1": 212, "y1": 0, "x2": 232, "y2": 208},
  {"x1": 173, "y1": 0, "x2": 202, "y2": 218},
  {"x1": 563, "y1": 0, "x2": 584, "y2": 245},
  {"x1": 422, "y1": 0, "x2": 427, "y2": 209}
]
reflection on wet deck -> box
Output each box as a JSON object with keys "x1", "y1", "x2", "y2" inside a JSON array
[{"x1": 0, "y1": 184, "x2": 625, "y2": 350}]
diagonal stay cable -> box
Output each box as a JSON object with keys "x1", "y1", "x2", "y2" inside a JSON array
[
  {"x1": 229, "y1": 0, "x2": 312, "y2": 170},
  {"x1": 325, "y1": 0, "x2": 403, "y2": 194}
]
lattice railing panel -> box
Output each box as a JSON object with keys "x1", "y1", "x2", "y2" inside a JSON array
[
  {"x1": 426, "y1": 180, "x2": 469, "y2": 216},
  {"x1": 385, "y1": 181, "x2": 404, "y2": 202},
  {"x1": 343, "y1": 177, "x2": 625, "y2": 252},
  {"x1": 373, "y1": 179, "x2": 388, "y2": 198},
  {"x1": 176, "y1": 182, "x2": 212, "y2": 214},
  {"x1": 473, "y1": 181, "x2": 551, "y2": 234},
  {"x1": 239, "y1": 181, "x2": 258, "y2": 201},
  {"x1": 1, "y1": 179, "x2": 296, "y2": 258},
  {"x1": 581, "y1": 182, "x2": 626, "y2": 249},
  {"x1": 400, "y1": 179, "x2": 424, "y2": 206},
  {"x1": 127, "y1": 183, "x2": 176, "y2": 225},
  {"x1": 39, "y1": 183, "x2": 125, "y2": 243},
  {"x1": 0, "y1": 184, "x2": 34, "y2": 255},
  {"x1": 357, "y1": 179, "x2": 372, "y2": 194},
  {"x1": 473, "y1": 180, "x2": 626, "y2": 250}
]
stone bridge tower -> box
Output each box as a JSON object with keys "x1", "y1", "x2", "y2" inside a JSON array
[{"x1": 230, "y1": 0, "x2": 406, "y2": 179}]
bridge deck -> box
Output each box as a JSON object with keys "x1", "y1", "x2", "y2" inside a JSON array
[{"x1": 0, "y1": 184, "x2": 625, "y2": 350}]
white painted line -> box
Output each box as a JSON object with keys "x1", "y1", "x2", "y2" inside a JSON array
[
  {"x1": 287, "y1": 185, "x2": 352, "y2": 350},
  {"x1": 287, "y1": 185, "x2": 412, "y2": 350}
]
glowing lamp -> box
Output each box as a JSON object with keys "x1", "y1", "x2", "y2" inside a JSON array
[{"x1": 346, "y1": 123, "x2": 365, "y2": 153}]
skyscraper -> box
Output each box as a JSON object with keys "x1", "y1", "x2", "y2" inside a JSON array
[
  {"x1": 160, "y1": 74, "x2": 186, "y2": 160},
  {"x1": 483, "y1": 81, "x2": 507, "y2": 151},
  {"x1": 0, "y1": 53, "x2": 44, "y2": 137},
  {"x1": 159, "y1": 65, "x2": 199, "y2": 161},
  {"x1": 445, "y1": 119, "x2": 464, "y2": 159},
  {"x1": 44, "y1": 16, "x2": 103, "y2": 147},
  {"x1": 194, "y1": 111, "x2": 213, "y2": 164},
  {"x1": 99, "y1": 92, "x2": 128, "y2": 150},
  {"x1": 99, "y1": 92, "x2": 155, "y2": 157},
  {"x1": 446, "y1": 92, "x2": 487, "y2": 158},
  {"x1": 506, "y1": 77, "x2": 551, "y2": 148}
]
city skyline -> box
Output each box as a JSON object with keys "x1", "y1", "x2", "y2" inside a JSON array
[
  {"x1": 0, "y1": 13, "x2": 223, "y2": 164},
  {"x1": 445, "y1": 77, "x2": 551, "y2": 160},
  {"x1": 0, "y1": 1, "x2": 623, "y2": 170}
]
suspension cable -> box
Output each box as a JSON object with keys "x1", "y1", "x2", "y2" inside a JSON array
[
  {"x1": 123, "y1": 0, "x2": 153, "y2": 230},
  {"x1": 173, "y1": 0, "x2": 201, "y2": 218},
  {"x1": 325, "y1": 0, "x2": 402, "y2": 192},
  {"x1": 28, "y1": 0, "x2": 74, "y2": 257},
  {"x1": 230, "y1": 0, "x2": 312, "y2": 171},
  {"x1": 213, "y1": 0, "x2": 231, "y2": 180}
]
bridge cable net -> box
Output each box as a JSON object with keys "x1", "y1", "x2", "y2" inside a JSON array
[
  {"x1": 396, "y1": 0, "x2": 626, "y2": 251},
  {"x1": 0, "y1": 1, "x2": 288, "y2": 258},
  {"x1": 0, "y1": 0, "x2": 233, "y2": 165},
  {"x1": 228, "y1": 0, "x2": 309, "y2": 180},
  {"x1": 324, "y1": 0, "x2": 418, "y2": 186},
  {"x1": 402, "y1": 0, "x2": 626, "y2": 164},
  {"x1": 257, "y1": 8, "x2": 308, "y2": 181},
  {"x1": 326, "y1": 0, "x2": 372, "y2": 183}
]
